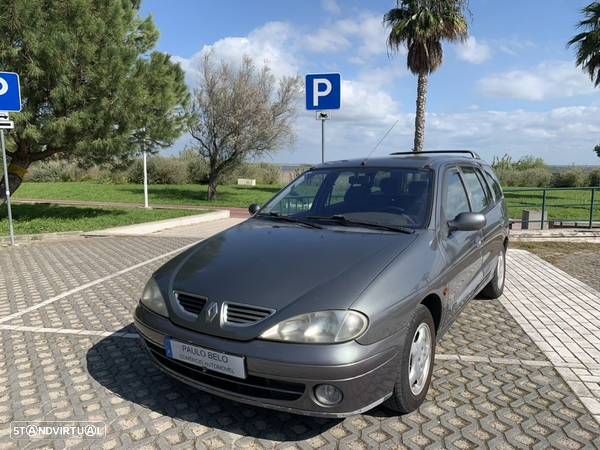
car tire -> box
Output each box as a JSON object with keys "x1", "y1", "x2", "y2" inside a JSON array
[
  {"x1": 480, "y1": 247, "x2": 506, "y2": 299},
  {"x1": 385, "y1": 304, "x2": 435, "y2": 414}
]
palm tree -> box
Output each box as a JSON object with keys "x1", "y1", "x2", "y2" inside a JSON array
[
  {"x1": 569, "y1": 2, "x2": 600, "y2": 87},
  {"x1": 384, "y1": 0, "x2": 469, "y2": 152}
]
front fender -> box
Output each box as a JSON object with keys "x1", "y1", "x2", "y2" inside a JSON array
[{"x1": 351, "y1": 231, "x2": 447, "y2": 345}]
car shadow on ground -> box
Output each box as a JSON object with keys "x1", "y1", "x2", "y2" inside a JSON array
[{"x1": 86, "y1": 326, "x2": 358, "y2": 441}]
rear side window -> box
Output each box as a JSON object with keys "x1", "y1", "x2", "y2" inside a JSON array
[
  {"x1": 445, "y1": 172, "x2": 471, "y2": 220},
  {"x1": 461, "y1": 167, "x2": 490, "y2": 212},
  {"x1": 484, "y1": 170, "x2": 503, "y2": 201}
]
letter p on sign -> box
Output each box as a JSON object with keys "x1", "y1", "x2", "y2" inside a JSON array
[{"x1": 305, "y1": 73, "x2": 341, "y2": 111}]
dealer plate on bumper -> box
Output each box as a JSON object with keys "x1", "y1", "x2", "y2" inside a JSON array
[{"x1": 164, "y1": 337, "x2": 246, "y2": 379}]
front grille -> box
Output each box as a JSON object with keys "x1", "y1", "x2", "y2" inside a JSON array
[
  {"x1": 143, "y1": 339, "x2": 305, "y2": 401},
  {"x1": 223, "y1": 303, "x2": 274, "y2": 325},
  {"x1": 175, "y1": 292, "x2": 207, "y2": 315}
]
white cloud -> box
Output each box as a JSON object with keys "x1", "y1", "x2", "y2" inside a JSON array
[
  {"x1": 455, "y1": 37, "x2": 492, "y2": 64},
  {"x1": 174, "y1": 22, "x2": 299, "y2": 86},
  {"x1": 321, "y1": 0, "x2": 341, "y2": 15},
  {"x1": 277, "y1": 106, "x2": 600, "y2": 165},
  {"x1": 478, "y1": 61, "x2": 596, "y2": 101},
  {"x1": 495, "y1": 37, "x2": 536, "y2": 56},
  {"x1": 419, "y1": 107, "x2": 600, "y2": 163},
  {"x1": 304, "y1": 29, "x2": 351, "y2": 53},
  {"x1": 303, "y1": 14, "x2": 390, "y2": 62},
  {"x1": 357, "y1": 64, "x2": 408, "y2": 87}
]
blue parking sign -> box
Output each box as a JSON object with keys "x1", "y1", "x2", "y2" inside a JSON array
[
  {"x1": 0, "y1": 72, "x2": 22, "y2": 112},
  {"x1": 306, "y1": 73, "x2": 341, "y2": 110}
]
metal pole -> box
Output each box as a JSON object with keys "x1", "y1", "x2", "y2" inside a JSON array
[
  {"x1": 541, "y1": 189, "x2": 547, "y2": 230},
  {"x1": 589, "y1": 188, "x2": 596, "y2": 229},
  {"x1": 143, "y1": 150, "x2": 149, "y2": 209},
  {"x1": 321, "y1": 118, "x2": 325, "y2": 163},
  {"x1": 1, "y1": 129, "x2": 15, "y2": 245}
]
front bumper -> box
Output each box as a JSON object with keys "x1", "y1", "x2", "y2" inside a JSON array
[{"x1": 134, "y1": 305, "x2": 406, "y2": 417}]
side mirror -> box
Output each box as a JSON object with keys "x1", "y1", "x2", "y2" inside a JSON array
[
  {"x1": 248, "y1": 204, "x2": 261, "y2": 215},
  {"x1": 448, "y1": 212, "x2": 486, "y2": 232}
]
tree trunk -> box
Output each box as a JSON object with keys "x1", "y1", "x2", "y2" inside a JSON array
[
  {"x1": 0, "y1": 153, "x2": 30, "y2": 205},
  {"x1": 207, "y1": 175, "x2": 218, "y2": 201},
  {"x1": 413, "y1": 71, "x2": 429, "y2": 152}
]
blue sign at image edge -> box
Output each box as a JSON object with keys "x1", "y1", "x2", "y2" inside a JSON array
[
  {"x1": 0, "y1": 72, "x2": 22, "y2": 112},
  {"x1": 305, "y1": 73, "x2": 341, "y2": 111}
]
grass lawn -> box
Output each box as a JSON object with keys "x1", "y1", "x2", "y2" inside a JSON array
[
  {"x1": 0, "y1": 204, "x2": 200, "y2": 235},
  {"x1": 14, "y1": 182, "x2": 282, "y2": 209},
  {"x1": 504, "y1": 188, "x2": 600, "y2": 222}
]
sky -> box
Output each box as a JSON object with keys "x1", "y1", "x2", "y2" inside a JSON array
[{"x1": 140, "y1": 0, "x2": 600, "y2": 165}]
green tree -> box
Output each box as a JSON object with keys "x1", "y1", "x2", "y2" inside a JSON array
[
  {"x1": 384, "y1": 0, "x2": 469, "y2": 152},
  {"x1": 569, "y1": 2, "x2": 600, "y2": 87},
  {"x1": 188, "y1": 53, "x2": 301, "y2": 201},
  {"x1": 594, "y1": 144, "x2": 600, "y2": 158},
  {"x1": 0, "y1": 0, "x2": 190, "y2": 202}
]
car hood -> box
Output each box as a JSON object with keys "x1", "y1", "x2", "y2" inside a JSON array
[{"x1": 156, "y1": 219, "x2": 417, "y2": 340}]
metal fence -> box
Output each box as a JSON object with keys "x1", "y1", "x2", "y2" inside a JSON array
[{"x1": 503, "y1": 187, "x2": 599, "y2": 229}]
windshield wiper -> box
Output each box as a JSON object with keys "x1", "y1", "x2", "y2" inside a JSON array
[
  {"x1": 307, "y1": 215, "x2": 415, "y2": 234},
  {"x1": 256, "y1": 212, "x2": 323, "y2": 229}
]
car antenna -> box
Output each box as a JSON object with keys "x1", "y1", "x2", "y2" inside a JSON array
[{"x1": 361, "y1": 119, "x2": 400, "y2": 166}]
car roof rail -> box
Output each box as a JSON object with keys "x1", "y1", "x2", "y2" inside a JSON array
[{"x1": 390, "y1": 150, "x2": 481, "y2": 159}]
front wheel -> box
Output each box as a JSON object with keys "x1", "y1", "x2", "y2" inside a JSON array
[
  {"x1": 480, "y1": 247, "x2": 506, "y2": 299},
  {"x1": 385, "y1": 305, "x2": 435, "y2": 414}
]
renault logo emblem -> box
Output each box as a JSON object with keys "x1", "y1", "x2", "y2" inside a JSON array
[{"x1": 206, "y1": 302, "x2": 219, "y2": 322}]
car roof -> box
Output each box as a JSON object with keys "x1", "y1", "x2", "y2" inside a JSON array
[{"x1": 311, "y1": 153, "x2": 491, "y2": 171}]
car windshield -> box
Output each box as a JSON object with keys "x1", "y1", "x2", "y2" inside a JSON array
[{"x1": 260, "y1": 167, "x2": 434, "y2": 229}]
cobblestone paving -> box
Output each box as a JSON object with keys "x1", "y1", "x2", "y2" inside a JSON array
[
  {"x1": 0, "y1": 237, "x2": 196, "y2": 317},
  {"x1": 510, "y1": 242, "x2": 600, "y2": 292},
  {"x1": 1, "y1": 237, "x2": 600, "y2": 449}
]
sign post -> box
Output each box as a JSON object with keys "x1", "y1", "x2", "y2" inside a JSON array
[
  {"x1": 0, "y1": 72, "x2": 22, "y2": 246},
  {"x1": 305, "y1": 73, "x2": 341, "y2": 163},
  {"x1": 143, "y1": 150, "x2": 149, "y2": 208}
]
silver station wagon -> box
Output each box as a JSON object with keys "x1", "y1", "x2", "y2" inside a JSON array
[{"x1": 134, "y1": 151, "x2": 509, "y2": 417}]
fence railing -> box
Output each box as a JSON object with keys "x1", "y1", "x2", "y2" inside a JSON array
[{"x1": 503, "y1": 187, "x2": 598, "y2": 229}]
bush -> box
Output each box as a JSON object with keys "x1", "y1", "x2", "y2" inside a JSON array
[
  {"x1": 26, "y1": 159, "x2": 85, "y2": 182},
  {"x1": 179, "y1": 150, "x2": 210, "y2": 184},
  {"x1": 551, "y1": 168, "x2": 590, "y2": 187},
  {"x1": 256, "y1": 163, "x2": 282, "y2": 185},
  {"x1": 494, "y1": 167, "x2": 552, "y2": 187},
  {"x1": 492, "y1": 154, "x2": 552, "y2": 187},
  {"x1": 127, "y1": 156, "x2": 188, "y2": 185},
  {"x1": 589, "y1": 168, "x2": 600, "y2": 187}
]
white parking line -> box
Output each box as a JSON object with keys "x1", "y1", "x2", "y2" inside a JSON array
[
  {"x1": 0, "y1": 324, "x2": 139, "y2": 338},
  {"x1": 0, "y1": 241, "x2": 198, "y2": 324}
]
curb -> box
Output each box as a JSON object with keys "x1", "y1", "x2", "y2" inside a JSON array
[
  {"x1": 0, "y1": 231, "x2": 83, "y2": 245},
  {"x1": 83, "y1": 210, "x2": 230, "y2": 236}
]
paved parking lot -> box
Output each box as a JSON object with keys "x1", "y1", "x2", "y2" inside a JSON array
[{"x1": 1, "y1": 232, "x2": 600, "y2": 449}]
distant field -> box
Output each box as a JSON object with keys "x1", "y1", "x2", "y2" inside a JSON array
[
  {"x1": 14, "y1": 182, "x2": 282, "y2": 209},
  {"x1": 0, "y1": 203, "x2": 201, "y2": 235},
  {"x1": 504, "y1": 188, "x2": 600, "y2": 223}
]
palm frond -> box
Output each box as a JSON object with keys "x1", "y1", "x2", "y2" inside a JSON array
[
  {"x1": 568, "y1": 2, "x2": 600, "y2": 87},
  {"x1": 384, "y1": 0, "x2": 469, "y2": 74}
]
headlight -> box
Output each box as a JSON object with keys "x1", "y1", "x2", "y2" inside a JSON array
[
  {"x1": 259, "y1": 310, "x2": 368, "y2": 344},
  {"x1": 140, "y1": 278, "x2": 169, "y2": 317}
]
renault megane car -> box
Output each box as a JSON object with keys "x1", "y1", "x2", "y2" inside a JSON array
[{"x1": 134, "y1": 151, "x2": 509, "y2": 417}]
